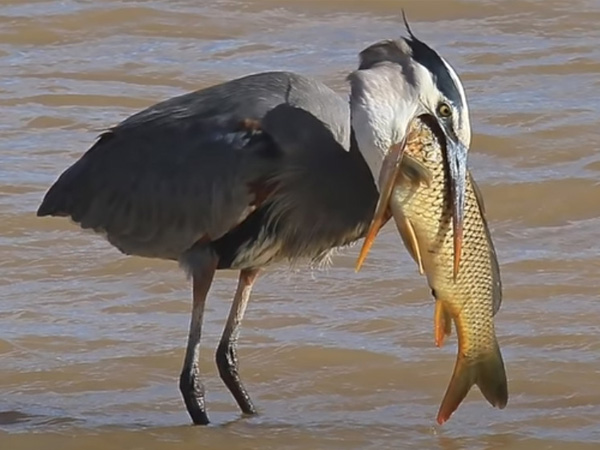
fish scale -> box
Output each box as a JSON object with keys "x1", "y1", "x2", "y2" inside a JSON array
[{"x1": 391, "y1": 116, "x2": 508, "y2": 424}]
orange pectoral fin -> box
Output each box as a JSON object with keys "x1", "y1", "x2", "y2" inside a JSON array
[
  {"x1": 356, "y1": 139, "x2": 407, "y2": 272},
  {"x1": 354, "y1": 207, "x2": 393, "y2": 272}
]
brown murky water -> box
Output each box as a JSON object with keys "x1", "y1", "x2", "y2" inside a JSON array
[{"x1": 1, "y1": 0, "x2": 599, "y2": 449}]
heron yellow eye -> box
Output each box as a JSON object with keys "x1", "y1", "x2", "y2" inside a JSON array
[{"x1": 437, "y1": 103, "x2": 452, "y2": 118}]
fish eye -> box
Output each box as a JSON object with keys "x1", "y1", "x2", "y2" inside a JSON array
[{"x1": 437, "y1": 103, "x2": 452, "y2": 118}]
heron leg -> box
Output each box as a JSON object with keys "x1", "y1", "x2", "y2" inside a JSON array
[
  {"x1": 179, "y1": 256, "x2": 218, "y2": 425},
  {"x1": 216, "y1": 268, "x2": 259, "y2": 415}
]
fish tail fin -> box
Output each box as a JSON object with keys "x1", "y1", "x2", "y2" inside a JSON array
[
  {"x1": 436, "y1": 343, "x2": 508, "y2": 425},
  {"x1": 476, "y1": 343, "x2": 508, "y2": 411}
]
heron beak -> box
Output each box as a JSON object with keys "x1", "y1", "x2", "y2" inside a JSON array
[
  {"x1": 443, "y1": 130, "x2": 468, "y2": 281},
  {"x1": 355, "y1": 138, "x2": 407, "y2": 272}
]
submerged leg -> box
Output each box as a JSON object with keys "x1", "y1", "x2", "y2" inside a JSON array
[
  {"x1": 179, "y1": 255, "x2": 218, "y2": 425},
  {"x1": 216, "y1": 268, "x2": 260, "y2": 415}
]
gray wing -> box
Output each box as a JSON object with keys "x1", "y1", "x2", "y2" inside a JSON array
[
  {"x1": 260, "y1": 104, "x2": 378, "y2": 262},
  {"x1": 37, "y1": 71, "x2": 351, "y2": 260}
]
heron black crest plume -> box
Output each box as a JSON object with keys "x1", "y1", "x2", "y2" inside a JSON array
[
  {"x1": 356, "y1": 10, "x2": 454, "y2": 94},
  {"x1": 400, "y1": 11, "x2": 464, "y2": 106},
  {"x1": 401, "y1": 9, "x2": 417, "y2": 40}
]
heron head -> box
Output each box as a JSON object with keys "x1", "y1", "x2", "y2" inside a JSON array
[{"x1": 349, "y1": 13, "x2": 471, "y2": 272}]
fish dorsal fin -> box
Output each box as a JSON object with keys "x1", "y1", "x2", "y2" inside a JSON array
[
  {"x1": 468, "y1": 172, "x2": 502, "y2": 315},
  {"x1": 469, "y1": 172, "x2": 486, "y2": 215}
]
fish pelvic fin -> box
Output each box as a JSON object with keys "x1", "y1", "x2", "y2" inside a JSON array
[
  {"x1": 393, "y1": 213, "x2": 424, "y2": 274},
  {"x1": 436, "y1": 341, "x2": 508, "y2": 425},
  {"x1": 434, "y1": 300, "x2": 452, "y2": 347}
]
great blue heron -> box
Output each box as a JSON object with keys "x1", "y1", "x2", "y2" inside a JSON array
[{"x1": 37, "y1": 19, "x2": 471, "y2": 424}]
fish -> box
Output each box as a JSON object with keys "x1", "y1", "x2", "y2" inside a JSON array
[{"x1": 391, "y1": 115, "x2": 508, "y2": 425}]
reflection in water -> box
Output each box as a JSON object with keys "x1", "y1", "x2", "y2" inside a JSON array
[{"x1": 1, "y1": 0, "x2": 600, "y2": 449}]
